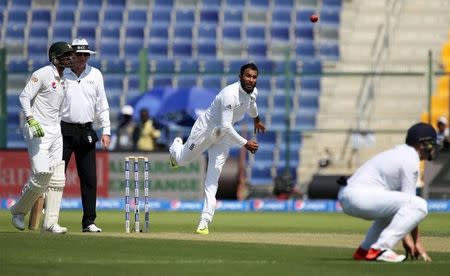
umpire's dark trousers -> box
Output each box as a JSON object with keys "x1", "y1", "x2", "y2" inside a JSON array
[{"x1": 61, "y1": 121, "x2": 99, "y2": 229}]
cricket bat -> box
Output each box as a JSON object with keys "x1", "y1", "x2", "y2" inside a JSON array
[{"x1": 28, "y1": 196, "x2": 44, "y2": 230}]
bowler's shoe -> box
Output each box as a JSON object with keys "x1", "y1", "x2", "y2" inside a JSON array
[{"x1": 195, "y1": 219, "x2": 210, "y2": 235}]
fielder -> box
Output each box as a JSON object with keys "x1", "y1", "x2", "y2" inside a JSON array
[
  {"x1": 338, "y1": 122, "x2": 436, "y2": 262},
  {"x1": 10, "y1": 42, "x2": 75, "y2": 234},
  {"x1": 169, "y1": 63, "x2": 266, "y2": 234}
]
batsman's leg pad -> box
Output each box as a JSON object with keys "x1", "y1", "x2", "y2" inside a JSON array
[
  {"x1": 43, "y1": 161, "x2": 66, "y2": 229},
  {"x1": 10, "y1": 171, "x2": 53, "y2": 215}
]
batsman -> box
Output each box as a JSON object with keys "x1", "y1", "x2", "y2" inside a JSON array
[{"x1": 10, "y1": 42, "x2": 74, "y2": 234}]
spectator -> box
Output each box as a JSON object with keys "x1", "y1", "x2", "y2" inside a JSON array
[
  {"x1": 115, "y1": 105, "x2": 137, "y2": 151},
  {"x1": 135, "y1": 108, "x2": 161, "y2": 151},
  {"x1": 436, "y1": 116, "x2": 449, "y2": 148}
]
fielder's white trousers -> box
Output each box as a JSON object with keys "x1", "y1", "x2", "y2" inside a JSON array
[
  {"x1": 24, "y1": 123, "x2": 63, "y2": 173},
  {"x1": 170, "y1": 120, "x2": 230, "y2": 223},
  {"x1": 338, "y1": 186, "x2": 428, "y2": 250}
]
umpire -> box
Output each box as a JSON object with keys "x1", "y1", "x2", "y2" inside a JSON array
[{"x1": 61, "y1": 38, "x2": 111, "y2": 232}]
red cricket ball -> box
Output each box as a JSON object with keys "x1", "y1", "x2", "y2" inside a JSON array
[{"x1": 310, "y1": 14, "x2": 319, "y2": 23}]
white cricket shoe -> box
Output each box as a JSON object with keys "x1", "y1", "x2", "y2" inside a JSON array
[
  {"x1": 195, "y1": 218, "x2": 210, "y2": 235},
  {"x1": 44, "y1": 223, "x2": 68, "y2": 234},
  {"x1": 11, "y1": 213, "x2": 26, "y2": 231},
  {"x1": 169, "y1": 137, "x2": 183, "y2": 168},
  {"x1": 375, "y1": 249, "x2": 406, "y2": 263},
  {"x1": 83, "y1": 224, "x2": 102, "y2": 233}
]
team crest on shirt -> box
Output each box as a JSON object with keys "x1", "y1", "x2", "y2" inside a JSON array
[
  {"x1": 51, "y1": 81, "x2": 57, "y2": 89},
  {"x1": 226, "y1": 104, "x2": 233, "y2": 110},
  {"x1": 31, "y1": 76, "x2": 38, "y2": 82}
]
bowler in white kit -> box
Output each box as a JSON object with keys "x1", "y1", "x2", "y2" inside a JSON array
[
  {"x1": 169, "y1": 63, "x2": 266, "y2": 234},
  {"x1": 338, "y1": 122, "x2": 436, "y2": 262}
]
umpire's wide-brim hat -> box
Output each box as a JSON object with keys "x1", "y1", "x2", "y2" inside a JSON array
[{"x1": 71, "y1": 38, "x2": 96, "y2": 54}]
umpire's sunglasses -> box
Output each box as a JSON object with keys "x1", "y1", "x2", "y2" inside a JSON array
[{"x1": 75, "y1": 53, "x2": 90, "y2": 57}]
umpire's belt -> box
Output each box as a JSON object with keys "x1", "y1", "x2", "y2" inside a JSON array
[
  {"x1": 61, "y1": 121, "x2": 94, "y2": 136},
  {"x1": 61, "y1": 121, "x2": 93, "y2": 129}
]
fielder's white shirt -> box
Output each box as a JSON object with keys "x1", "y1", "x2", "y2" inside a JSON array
[
  {"x1": 62, "y1": 65, "x2": 111, "y2": 135},
  {"x1": 19, "y1": 65, "x2": 68, "y2": 126},
  {"x1": 347, "y1": 144, "x2": 419, "y2": 195},
  {"x1": 200, "y1": 81, "x2": 258, "y2": 146}
]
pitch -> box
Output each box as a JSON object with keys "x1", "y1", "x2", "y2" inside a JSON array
[{"x1": 1, "y1": 211, "x2": 449, "y2": 276}]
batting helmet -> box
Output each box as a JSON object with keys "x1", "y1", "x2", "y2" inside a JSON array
[
  {"x1": 48, "y1": 42, "x2": 74, "y2": 64},
  {"x1": 405, "y1": 122, "x2": 437, "y2": 146}
]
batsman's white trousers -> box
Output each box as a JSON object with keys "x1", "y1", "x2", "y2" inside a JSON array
[
  {"x1": 170, "y1": 120, "x2": 230, "y2": 222},
  {"x1": 338, "y1": 186, "x2": 428, "y2": 250},
  {"x1": 23, "y1": 123, "x2": 63, "y2": 173}
]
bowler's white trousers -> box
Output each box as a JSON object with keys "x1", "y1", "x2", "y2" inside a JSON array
[
  {"x1": 170, "y1": 120, "x2": 231, "y2": 222},
  {"x1": 338, "y1": 186, "x2": 428, "y2": 250}
]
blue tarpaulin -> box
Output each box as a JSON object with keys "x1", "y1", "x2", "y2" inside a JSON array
[{"x1": 129, "y1": 87, "x2": 216, "y2": 127}]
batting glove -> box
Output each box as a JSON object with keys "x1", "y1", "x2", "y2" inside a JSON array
[{"x1": 28, "y1": 118, "x2": 45, "y2": 138}]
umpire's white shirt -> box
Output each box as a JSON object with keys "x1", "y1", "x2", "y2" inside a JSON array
[
  {"x1": 62, "y1": 65, "x2": 111, "y2": 135},
  {"x1": 19, "y1": 65, "x2": 67, "y2": 126},
  {"x1": 200, "y1": 81, "x2": 258, "y2": 146},
  {"x1": 346, "y1": 144, "x2": 419, "y2": 195}
]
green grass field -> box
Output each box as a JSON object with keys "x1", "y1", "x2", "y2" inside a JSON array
[{"x1": 1, "y1": 211, "x2": 449, "y2": 276}]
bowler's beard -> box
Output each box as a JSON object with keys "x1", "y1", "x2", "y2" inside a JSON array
[{"x1": 240, "y1": 81, "x2": 255, "y2": 94}]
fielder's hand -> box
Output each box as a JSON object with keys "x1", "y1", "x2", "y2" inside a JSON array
[
  {"x1": 418, "y1": 252, "x2": 432, "y2": 262},
  {"x1": 415, "y1": 242, "x2": 432, "y2": 262},
  {"x1": 244, "y1": 140, "x2": 259, "y2": 154},
  {"x1": 27, "y1": 118, "x2": 45, "y2": 138}
]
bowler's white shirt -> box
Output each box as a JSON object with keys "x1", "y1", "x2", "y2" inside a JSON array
[
  {"x1": 200, "y1": 81, "x2": 258, "y2": 146},
  {"x1": 347, "y1": 144, "x2": 419, "y2": 195},
  {"x1": 19, "y1": 65, "x2": 67, "y2": 126},
  {"x1": 62, "y1": 65, "x2": 111, "y2": 135}
]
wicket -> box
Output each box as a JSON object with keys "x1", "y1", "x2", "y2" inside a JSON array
[{"x1": 124, "y1": 156, "x2": 150, "y2": 233}]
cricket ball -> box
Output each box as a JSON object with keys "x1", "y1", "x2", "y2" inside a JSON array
[{"x1": 310, "y1": 14, "x2": 319, "y2": 23}]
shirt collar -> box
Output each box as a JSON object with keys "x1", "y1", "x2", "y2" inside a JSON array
[{"x1": 65, "y1": 64, "x2": 91, "y2": 78}]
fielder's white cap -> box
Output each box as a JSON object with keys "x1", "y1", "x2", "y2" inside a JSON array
[
  {"x1": 438, "y1": 116, "x2": 448, "y2": 125},
  {"x1": 121, "y1": 105, "x2": 134, "y2": 116},
  {"x1": 71, "y1": 38, "x2": 96, "y2": 54}
]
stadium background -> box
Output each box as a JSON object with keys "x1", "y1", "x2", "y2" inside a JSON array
[{"x1": 0, "y1": 0, "x2": 450, "y2": 206}]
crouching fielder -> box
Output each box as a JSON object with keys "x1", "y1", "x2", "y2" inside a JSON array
[
  {"x1": 10, "y1": 42, "x2": 74, "y2": 234},
  {"x1": 169, "y1": 63, "x2": 266, "y2": 234},
  {"x1": 338, "y1": 122, "x2": 436, "y2": 262}
]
